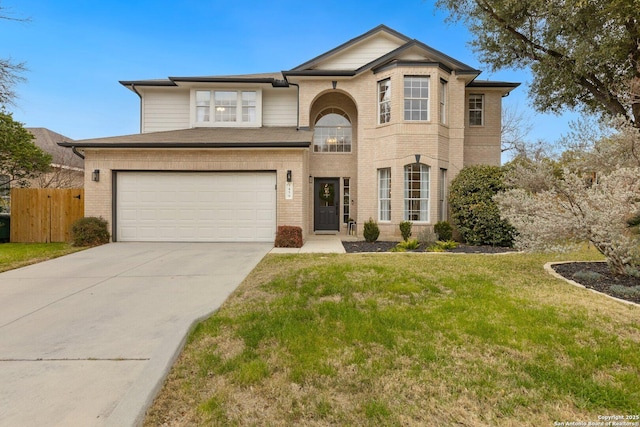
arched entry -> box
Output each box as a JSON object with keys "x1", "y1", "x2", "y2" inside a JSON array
[{"x1": 312, "y1": 107, "x2": 352, "y2": 232}]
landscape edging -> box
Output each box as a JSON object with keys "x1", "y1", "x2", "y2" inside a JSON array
[{"x1": 544, "y1": 261, "x2": 640, "y2": 308}]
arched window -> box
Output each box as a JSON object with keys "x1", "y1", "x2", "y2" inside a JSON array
[
  {"x1": 404, "y1": 163, "x2": 430, "y2": 222},
  {"x1": 313, "y1": 111, "x2": 352, "y2": 153}
]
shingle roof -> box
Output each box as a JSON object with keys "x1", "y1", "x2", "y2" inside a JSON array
[
  {"x1": 27, "y1": 128, "x2": 84, "y2": 169},
  {"x1": 57, "y1": 127, "x2": 313, "y2": 149}
]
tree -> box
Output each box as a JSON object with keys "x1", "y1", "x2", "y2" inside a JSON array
[
  {"x1": 436, "y1": 0, "x2": 640, "y2": 126},
  {"x1": 0, "y1": 110, "x2": 52, "y2": 188},
  {"x1": 501, "y1": 104, "x2": 533, "y2": 155},
  {"x1": 0, "y1": 3, "x2": 28, "y2": 107}
]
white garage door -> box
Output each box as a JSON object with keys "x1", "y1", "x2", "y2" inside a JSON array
[{"x1": 116, "y1": 172, "x2": 276, "y2": 242}]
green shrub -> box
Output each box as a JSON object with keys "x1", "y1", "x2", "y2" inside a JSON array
[
  {"x1": 391, "y1": 238, "x2": 420, "y2": 252},
  {"x1": 416, "y1": 227, "x2": 438, "y2": 246},
  {"x1": 572, "y1": 270, "x2": 604, "y2": 282},
  {"x1": 274, "y1": 225, "x2": 303, "y2": 248},
  {"x1": 609, "y1": 285, "x2": 640, "y2": 299},
  {"x1": 399, "y1": 221, "x2": 412, "y2": 241},
  {"x1": 363, "y1": 217, "x2": 380, "y2": 243},
  {"x1": 449, "y1": 165, "x2": 515, "y2": 247},
  {"x1": 427, "y1": 240, "x2": 459, "y2": 252},
  {"x1": 71, "y1": 217, "x2": 110, "y2": 247},
  {"x1": 434, "y1": 221, "x2": 453, "y2": 241}
]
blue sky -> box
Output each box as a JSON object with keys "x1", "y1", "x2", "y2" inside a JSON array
[{"x1": 2, "y1": 0, "x2": 576, "y2": 146}]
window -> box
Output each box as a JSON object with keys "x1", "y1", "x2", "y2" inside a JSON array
[
  {"x1": 404, "y1": 163, "x2": 430, "y2": 222},
  {"x1": 313, "y1": 111, "x2": 352, "y2": 152},
  {"x1": 404, "y1": 76, "x2": 429, "y2": 121},
  {"x1": 378, "y1": 79, "x2": 391, "y2": 124},
  {"x1": 242, "y1": 91, "x2": 256, "y2": 122},
  {"x1": 343, "y1": 178, "x2": 350, "y2": 224},
  {"x1": 439, "y1": 168, "x2": 447, "y2": 221},
  {"x1": 196, "y1": 91, "x2": 211, "y2": 122},
  {"x1": 378, "y1": 168, "x2": 391, "y2": 221},
  {"x1": 439, "y1": 80, "x2": 447, "y2": 124},
  {"x1": 469, "y1": 94, "x2": 484, "y2": 126},
  {"x1": 195, "y1": 90, "x2": 258, "y2": 125}
]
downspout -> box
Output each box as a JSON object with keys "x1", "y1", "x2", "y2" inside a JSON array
[
  {"x1": 288, "y1": 82, "x2": 300, "y2": 130},
  {"x1": 131, "y1": 84, "x2": 143, "y2": 133},
  {"x1": 70, "y1": 146, "x2": 85, "y2": 160}
]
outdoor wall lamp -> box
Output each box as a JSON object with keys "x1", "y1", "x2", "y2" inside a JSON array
[
  {"x1": 309, "y1": 175, "x2": 313, "y2": 184},
  {"x1": 286, "y1": 170, "x2": 292, "y2": 182},
  {"x1": 92, "y1": 169, "x2": 100, "y2": 182}
]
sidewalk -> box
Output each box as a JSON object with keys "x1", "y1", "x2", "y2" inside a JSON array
[{"x1": 270, "y1": 234, "x2": 347, "y2": 254}]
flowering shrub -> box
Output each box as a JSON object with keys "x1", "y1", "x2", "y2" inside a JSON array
[{"x1": 496, "y1": 167, "x2": 640, "y2": 275}]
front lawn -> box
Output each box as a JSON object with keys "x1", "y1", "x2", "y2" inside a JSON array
[
  {"x1": 145, "y1": 248, "x2": 640, "y2": 426},
  {"x1": 0, "y1": 243, "x2": 84, "y2": 272}
]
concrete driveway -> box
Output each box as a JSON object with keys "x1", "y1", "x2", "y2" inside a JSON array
[{"x1": 0, "y1": 242, "x2": 271, "y2": 427}]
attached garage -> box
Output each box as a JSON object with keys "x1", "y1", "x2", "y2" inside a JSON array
[{"x1": 115, "y1": 171, "x2": 276, "y2": 242}]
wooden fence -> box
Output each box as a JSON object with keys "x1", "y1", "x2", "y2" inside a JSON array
[{"x1": 10, "y1": 188, "x2": 84, "y2": 243}]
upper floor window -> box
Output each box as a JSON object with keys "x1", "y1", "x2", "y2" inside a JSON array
[
  {"x1": 404, "y1": 76, "x2": 429, "y2": 121},
  {"x1": 378, "y1": 79, "x2": 391, "y2": 124},
  {"x1": 313, "y1": 111, "x2": 352, "y2": 153},
  {"x1": 439, "y1": 79, "x2": 447, "y2": 125},
  {"x1": 469, "y1": 94, "x2": 484, "y2": 126},
  {"x1": 195, "y1": 90, "x2": 258, "y2": 125},
  {"x1": 404, "y1": 163, "x2": 430, "y2": 222}
]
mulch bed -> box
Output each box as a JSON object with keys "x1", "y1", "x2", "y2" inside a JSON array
[
  {"x1": 552, "y1": 262, "x2": 640, "y2": 305},
  {"x1": 341, "y1": 241, "x2": 517, "y2": 254},
  {"x1": 341, "y1": 241, "x2": 640, "y2": 305}
]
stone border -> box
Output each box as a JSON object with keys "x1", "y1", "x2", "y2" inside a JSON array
[{"x1": 544, "y1": 261, "x2": 640, "y2": 308}]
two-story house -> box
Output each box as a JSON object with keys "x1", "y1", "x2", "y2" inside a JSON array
[{"x1": 60, "y1": 25, "x2": 518, "y2": 243}]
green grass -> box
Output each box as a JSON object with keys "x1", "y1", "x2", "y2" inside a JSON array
[
  {"x1": 0, "y1": 243, "x2": 85, "y2": 272},
  {"x1": 145, "y1": 247, "x2": 640, "y2": 426}
]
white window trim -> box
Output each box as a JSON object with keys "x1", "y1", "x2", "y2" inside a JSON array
[
  {"x1": 468, "y1": 93, "x2": 484, "y2": 127},
  {"x1": 378, "y1": 168, "x2": 391, "y2": 222},
  {"x1": 378, "y1": 78, "x2": 391, "y2": 125},
  {"x1": 404, "y1": 75, "x2": 430, "y2": 122},
  {"x1": 190, "y1": 88, "x2": 262, "y2": 128},
  {"x1": 343, "y1": 177, "x2": 350, "y2": 224},
  {"x1": 439, "y1": 79, "x2": 448, "y2": 125},
  {"x1": 403, "y1": 163, "x2": 430, "y2": 223}
]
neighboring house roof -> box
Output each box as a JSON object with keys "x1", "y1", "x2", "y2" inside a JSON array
[
  {"x1": 27, "y1": 128, "x2": 84, "y2": 169},
  {"x1": 58, "y1": 127, "x2": 313, "y2": 149}
]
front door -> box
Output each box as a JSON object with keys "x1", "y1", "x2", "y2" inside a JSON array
[{"x1": 314, "y1": 178, "x2": 340, "y2": 231}]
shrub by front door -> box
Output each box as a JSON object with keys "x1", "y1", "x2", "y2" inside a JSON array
[{"x1": 314, "y1": 178, "x2": 340, "y2": 231}]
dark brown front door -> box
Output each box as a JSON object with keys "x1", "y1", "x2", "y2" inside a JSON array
[{"x1": 314, "y1": 178, "x2": 340, "y2": 231}]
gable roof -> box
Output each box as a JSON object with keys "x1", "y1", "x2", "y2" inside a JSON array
[
  {"x1": 284, "y1": 24, "x2": 480, "y2": 78},
  {"x1": 118, "y1": 25, "x2": 517, "y2": 93},
  {"x1": 27, "y1": 128, "x2": 84, "y2": 169}
]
